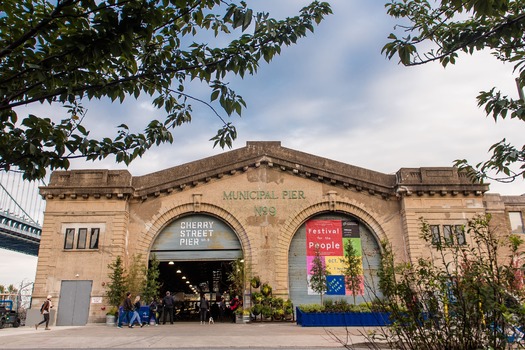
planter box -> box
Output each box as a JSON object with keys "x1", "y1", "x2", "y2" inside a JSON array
[{"x1": 296, "y1": 307, "x2": 391, "y2": 327}]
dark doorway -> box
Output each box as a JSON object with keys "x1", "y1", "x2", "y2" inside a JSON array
[
  {"x1": 157, "y1": 260, "x2": 232, "y2": 296},
  {"x1": 156, "y1": 260, "x2": 233, "y2": 321}
]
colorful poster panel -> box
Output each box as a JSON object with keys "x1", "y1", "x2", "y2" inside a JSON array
[{"x1": 306, "y1": 219, "x2": 364, "y2": 297}]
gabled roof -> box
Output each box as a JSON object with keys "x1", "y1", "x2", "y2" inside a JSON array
[{"x1": 41, "y1": 141, "x2": 489, "y2": 200}]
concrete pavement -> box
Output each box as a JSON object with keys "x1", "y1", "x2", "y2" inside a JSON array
[{"x1": 0, "y1": 321, "x2": 379, "y2": 349}]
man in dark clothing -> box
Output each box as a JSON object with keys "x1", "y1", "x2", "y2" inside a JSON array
[
  {"x1": 162, "y1": 291, "x2": 174, "y2": 325},
  {"x1": 117, "y1": 292, "x2": 134, "y2": 328}
]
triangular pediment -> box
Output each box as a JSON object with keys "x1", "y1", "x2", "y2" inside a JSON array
[{"x1": 131, "y1": 141, "x2": 397, "y2": 199}]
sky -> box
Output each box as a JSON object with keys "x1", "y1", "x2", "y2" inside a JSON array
[{"x1": 1, "y1": 0, "x2": 524, "y2": 288}]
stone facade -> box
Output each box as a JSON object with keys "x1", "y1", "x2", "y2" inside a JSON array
[{"x1": 33, "y1": 141, "x2": 525, "y2": 324}]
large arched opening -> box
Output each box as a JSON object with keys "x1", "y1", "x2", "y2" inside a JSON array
[
  {"x1": 150, "y1": 214, "x2": 243, "y2": 321},
  {"x1": 288, "y1": 212, "x2": 382, "y2": 307}
]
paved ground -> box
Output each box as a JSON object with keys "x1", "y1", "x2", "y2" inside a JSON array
[{"x1": 0, "y1": 322, "x2": 380, "y2": 349}]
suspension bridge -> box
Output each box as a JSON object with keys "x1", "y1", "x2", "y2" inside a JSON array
[{"x1": 0, "y1": 171, "x2": 45, "y2": 256}]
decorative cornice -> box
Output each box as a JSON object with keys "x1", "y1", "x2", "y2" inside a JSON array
[{"x1": 39, "y1": 141, "x2": 490, "y2": 201}]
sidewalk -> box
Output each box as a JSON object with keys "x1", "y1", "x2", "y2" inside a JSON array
[{"x1": 0, "y1": 322, "x2": 377, "y2": 349}]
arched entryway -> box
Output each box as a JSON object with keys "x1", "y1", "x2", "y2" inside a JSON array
[
  {"x1": 288, "y1": 212, "x2": 382, "y2": 307},
  {"x1": 150, "y1": 214, "x2": 243, "y2": 321}
]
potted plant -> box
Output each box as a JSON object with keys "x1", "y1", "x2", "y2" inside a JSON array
[
  {"x1": 242, "y1": 308, "x2": 251, "y2": 323},
  {"x1": 273, "y1": 308, "x2": 284, "y2": 320},
  {"x1": 250, "y1": 276, "x2": 261, "y2": 289},
  {"x1": 260, "y1": 283, "x2": 272, "y2": 297},
  {"x1": 105, "y1": 307, "x2": 118, "y2": 325},
  {"x1": 251, "y1": 291, "x2": 263, "y2": 304},
  {"x1": 284, "y1": 299, "x2": 294, "y2": 321},
  {"x1": 252, "y1": 303, "x2": 262, "y2": 314},
  {"x1": 261, "y1": 305, "x2": 273, "y2": 321},
  {"x1": 105, "y1": 256, "x2": 127, "y2": 326},
  {"x1": 295, "y1": 301, "x2": 391, "y2": 327}
]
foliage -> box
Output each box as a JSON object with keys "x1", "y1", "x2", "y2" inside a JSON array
[
  {"x1": 309, "y1": 245, "x2": 328, "y2": 304},
  {"x1": 260, "y1": 283, "x2": 272, "y2": 297},
  {"x1": 0, "y1": 284, "x2": 18, "y2": 297},
  {"x1": 299, "y1": 300, "x2": 376, "y2": 313},
  {"x1": 251, "y1": 291, "x2": 263, "y2": 304},
  {"x1": 106, "y1": 307, "x2": 118, "y2": 316},
  {"x1": 383, "y1": 0, "x2": 525, "y2": 183},
  {"x1": 251, "y1": 303, "x2": 263, "y2": 316},
  {"x1": 298, "y1": 304, "x2": 325, "y2": 313},
  {"x1": 250, "y1": 276, "x2": 261, "y2": 289},
  {"x1": 377, "y1": 239, "x2": 397, "y2": 299},
  {"x1": 105, "y1": 256, "x2": 127, "y2": 309},
  {"x1": 106, "y1": 254, "x2": 158, "y2": 308},
  {"x1": 141, "y1": 254, "x2": 161, "y2": 304},
  {"x1": 126, "y1": 254, "x2": 146, "y2": 298},
  {"x1": 0, "y1": 0, "x2": 332, "y2": 180},
  {"x1": 273, "y1": 308, "x2": 284, "y2": 319},
  {"x1": 227, "y1": 258, "x2": 244, "y2": 298},
  {"x1": 365, "y1": 214, "x2": 525, "y2": 350},
  {"x1": 284, "y1": 299, "x2": 294, "y2": 316},
  {"x1": 343, "y1": 239, "x2": 362, "y2": 305},
  {"x1": 261, "y1": 305, "x2": 273, "y2": 319}
]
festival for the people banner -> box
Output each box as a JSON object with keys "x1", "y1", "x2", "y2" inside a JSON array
[{"x1": 306, "y1": 219, "x2": 364, "y2": 296}]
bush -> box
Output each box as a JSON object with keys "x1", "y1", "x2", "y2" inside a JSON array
[
  {"x1": 368, "y1": 215, "x2": 525, "y2": 350},
  {"x1": 298, "y1": 304, "x2": 325, "y2": 313}
]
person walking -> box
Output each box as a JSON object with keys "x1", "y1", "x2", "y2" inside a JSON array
[
  {"x1": 117, "y1": 292, "x2": 134, "y2": 328},
  {"x1": 162, "y1": 291, "x2": 174, "y2": 324},
  {"x1": 129, "y1": 295, "x2": 144, "y2": 328},
  {"x1": 148, "y1": 298, "x2": 159, "y2": 326},
  {"x1": 35, "y1": 295, "x2": 53, "y2": 330},
  {"x1": 199, "y1": 293, "x2": 209, "y2": 325}
]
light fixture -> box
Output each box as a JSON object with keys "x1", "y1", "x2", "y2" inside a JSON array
[
  {"x1": 176, "y1": 269, "x2": 181, "y2": 273},
  {"x1": 182, "y1": 276, "x2": 186, "y2": 280},
  {"x1": 168, "y1": 261, "x2": 174, "y2": 265},
  {"x1": 186, "y1": 281, "x2": 190, "y2": 284}
]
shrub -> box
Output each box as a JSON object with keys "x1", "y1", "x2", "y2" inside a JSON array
[
  {"x1": 298, "y1": 304, "x2": 325, "y2": 313},
  {"x1": 366, "y1": 215, "x2": 525, "y2": 350}
]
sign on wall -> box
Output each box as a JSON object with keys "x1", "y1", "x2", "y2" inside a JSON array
[
  {"x1": 151, "y1": 214, "x2": 242, "y2": 261},
  {"x1": 306, "y1": 219, "x2": 364, "y2": 296}
]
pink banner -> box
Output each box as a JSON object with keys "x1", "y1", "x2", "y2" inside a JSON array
[{"x1": 306, "y1": 220, "x2": 343, "y2": 256}]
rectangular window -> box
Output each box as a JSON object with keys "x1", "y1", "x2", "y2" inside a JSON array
[
  {"x1": 455, "y1": 225, "x2": 466, "y2": 245},
  {"x1": 430, "y1": 225, "x2": 441, "y2": 245},
  {"x1": 89, "y1": 228, "x2": 100, "y2": 249},
  {"x1": 77, "y1": 228, "x2": 87, "y2": 249},
  {"x1": 509, "y1": 212, "x2": 524, "y2": 234},
  {"x1": 443, "y1": 225, "x2": 454, "y2": 245},
  {"x1": 64, "y1": 228, "x2": 75, "y2": 249}
]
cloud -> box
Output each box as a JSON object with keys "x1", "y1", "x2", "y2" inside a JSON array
[{"x1": 3, "y1": 0, "x2": 524, "y2": 286}]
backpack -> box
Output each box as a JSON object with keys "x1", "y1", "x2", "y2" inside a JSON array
[{"x1": 40, "y1": 301, "x2": 47, "y2": 313}]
